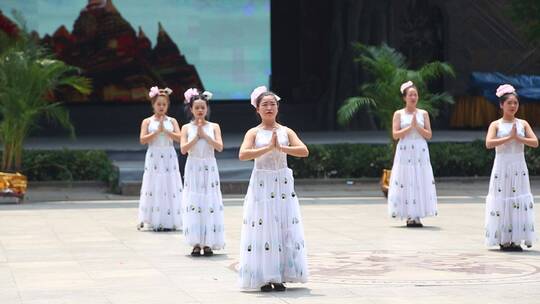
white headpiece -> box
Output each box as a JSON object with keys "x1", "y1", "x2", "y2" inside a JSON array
[
  {"x1": 400, "y1": 81, "x2": 414, "y2": 94},
  {"x1": 250, "y1": 86, "x2": 281, "y2": 108}
]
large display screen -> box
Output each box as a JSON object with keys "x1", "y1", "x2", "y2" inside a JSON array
[{"x1": 1, "y1": 0, "x2": 271, "y2": 102}]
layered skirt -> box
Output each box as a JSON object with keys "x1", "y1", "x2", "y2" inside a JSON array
[
  {"x1": 388, "y1": 138, "x2": 438, "y2": 220},
  {"x1": 138, "y1": 146, "x2": 183, "y2": 230},
  {"x1": 239, "y1": 167, "x2": 308, "y2": 289},
  {"x1": 485, "y1": 152, "x2": 535, "y2": 246},
  {"x1": 182, "y1": 156, "x2": 225, "y2": 249}
]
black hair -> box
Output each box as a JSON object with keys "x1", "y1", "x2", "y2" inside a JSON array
[
  {"x1": 255, "y1": 91, "x2": 279, "y2": 107},
  {"x1": 150, "y1": 92, "x2": 170, "y2": 105},
  {"x1": 185, "y1": 93, "x2": 211, "y2": 120},
  {"x1": 499, "y1": 92, "x2": 519, "y2": 104}
]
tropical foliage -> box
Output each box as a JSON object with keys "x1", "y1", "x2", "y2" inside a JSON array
[
  {"x1": 0, "y1": 11, "x2": 91, "y2": 171},
  {"x1": 337, "y1": 43, "x2": 455, "y2": 142}
]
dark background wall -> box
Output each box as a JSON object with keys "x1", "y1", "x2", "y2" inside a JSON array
[{"x1": 42, "y1": 0, "x2": 540, "y2": 136}]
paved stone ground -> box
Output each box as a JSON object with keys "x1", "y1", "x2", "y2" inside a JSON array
[{"x1": 1, "y1": 181, "x2": 540, "y2": 303}]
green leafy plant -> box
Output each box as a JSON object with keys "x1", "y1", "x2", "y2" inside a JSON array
[
  {"x1": 337, "y1": 43, "x2": 455, "y2": 142},
  {"x1": 0, "y1": 11, "x2": 91, "y2": 171},
  {"x1": 288, "y1": 141, "x2": 538, "y2": 178},
  {"x1": 19, "y1": 150, "x2": 116, "y2": 183}
]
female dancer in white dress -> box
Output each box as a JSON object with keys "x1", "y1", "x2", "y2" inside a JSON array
[
  {"x1": 180, "y1": 88, "x2": 225, "y2": 256},
  {"x1": 238, "y1": 86, "x2": 309, "y2": 292},
  {"x1": 485, "y1": 84, "x2": 538, "y2": 251},
  {"x1": 388, "y1": 81, "x2": 438, "y2": 227},
  {"x1": 138, "y1": 87, "x2": 183, "y2": 231}
]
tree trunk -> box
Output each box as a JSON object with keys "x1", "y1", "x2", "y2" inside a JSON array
[
  {"x1": 3, "y1": 142, "x2": 15, "y2": 172},
  {"x1": 14, "y1": 140, "x2": 22, "y2": 172},
  {"x1": 2, "y1": 135, "x2": 23, "y2": 172},
  {"x1": 1, "y1": 143, "x2": 9, "y2": 171}
]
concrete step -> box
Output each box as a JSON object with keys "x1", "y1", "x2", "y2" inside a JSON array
[
  {"x1": 107, "y1": 146, "x2": 240, "y2": 161},
  {"x1": 114, "y1": 158, "x2": 252, "y2": 182},
  {"x1": 120, "y1": 179, "x2": 249, "y2": 196},
  {"x1": 112, "y1": 146, "x2": 253, "y2": 195}
]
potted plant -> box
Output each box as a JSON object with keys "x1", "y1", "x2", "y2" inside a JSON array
[
  {"x1": 337, "y1": 43, "x2": 454, "y2": 196},
  {"x1": 0, "y1": 13, "x2": 91, "y2": 201}
]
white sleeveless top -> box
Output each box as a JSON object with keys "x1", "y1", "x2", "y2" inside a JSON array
[
  {"x1": 496, "y1": 119, "x2": 525, "y2": 154},
  {"x1": 187, "y1": 121, "x2": 215, "y2": 158},
  {"x1": 400, "y1": 110, "x2": 425, "y2": 140},
  {"x1": 254, "y1": 126, "x2": 289, "y2": 170},
  {"x1": 147, "y1": 116, "x2": 174, "y2": 147}
]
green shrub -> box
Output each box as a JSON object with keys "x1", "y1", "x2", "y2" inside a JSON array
[
  {"x1": 526, "y1": 148, "x2": 540, "y2": 175},
  {"x1": 5, "y1": 149, "x2": 118, "y2": 183},
  {"x1": 289, "y1": 140, "x2": 540, "y2": 178},
  {"x1": 429, "y1": 141, "x2": 494, "y2": 176},
  {"x1": 289, "y1": 144, "x2": 393, "y2": 178}
]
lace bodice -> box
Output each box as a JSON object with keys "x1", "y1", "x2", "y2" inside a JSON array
[
  {"x1": 147, "y1": 116, "x2": 174, "y2": 147},
  {"x1": 400, "y1": 110, "x2": 425, "y2": 140},
  {"x1": 254, "y1": 126, "x2": 289, "y2": 170},
  {"x1": 496, "y1": 120, "x2": 525, "y2": 154},
  {"x1": 187, "y1": 122, "x2": 215, "y2": 158}
]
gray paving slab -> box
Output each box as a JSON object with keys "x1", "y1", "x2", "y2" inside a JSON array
[
  {"x1": 15, "y1": 179, "x2": 540, "y2": 203},
  {"x1": 1, "y1": 183, "x2": 540, "y2": 303}
]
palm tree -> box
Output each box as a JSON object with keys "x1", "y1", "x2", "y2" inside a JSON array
[
  {"x1": 337, "y1": 43, "x2": 454, "y2": 196},
  {"x1": 338, "y1": 43, "x2": 455, "y2": 144},
  {"x1": 0, "y1": 12, "x2": 91, "y2": 172}
]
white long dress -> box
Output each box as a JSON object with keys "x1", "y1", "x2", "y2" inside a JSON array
[
  {"x1": 238, "y1": 126, "x2": 308, "y2": 290},
  {"x1": 182, "y1": 122, "x2": 225, "y2": 249},
  {"x1": 138, "y1": 116, "x2": 183, "y2": 230},
  {"x1": 485, "y1": 120, "x2": 535, "y2": 247},
  {"x1": 388, "y1": 110, "x2": 438, "y2": 220}
]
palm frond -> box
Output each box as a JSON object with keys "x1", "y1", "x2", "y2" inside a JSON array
[
  {"x1": 337, "y1": 96, "x2": 375, "y2": 126},
  {"x1": 42, "y1": 103, "x2": 75, "y2": 138},
  {"x1": 57, "y1": 75, "x2": 92, "y2": 95},
  {"x1": 338, "y1": 42, "x2": 455, "y2": 142},
  {"x1": 0, "y1": 17, "x2": 91, "y2": 170},
  {"x1": 418, "y1": 62, "x2": 455, "y2": 81},
  {"x1": 377, "y1": 43, "x2": 407, "y2": 68},
  {"x1": 426, "y1": 92, "x2": 454, "y2": 106}
]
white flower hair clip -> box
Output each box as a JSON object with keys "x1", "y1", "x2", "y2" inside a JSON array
[
  {"x1": 202, "y1": 91, "x2": 213, "y2": 101},
  {"x1": 495, "y1": 84, "x2": 516, "y2": 98},
  {"x1": 250, "y1": 86, "x2": 281, "y2": 108},
  {"x1": 400, "y1": 81, "x2": 414, "y2": 94},
  {"x1": 162, "y1": 87, "x2": 173, "y2": 96},
  {"x1": 149, "y1": 86, "x2": 173, "y2": 98}
]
